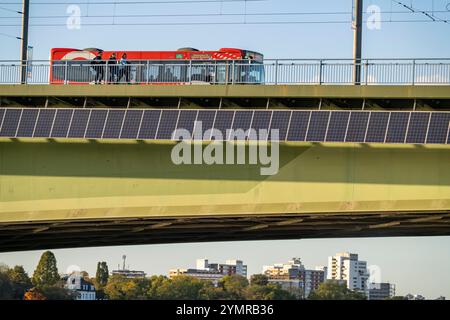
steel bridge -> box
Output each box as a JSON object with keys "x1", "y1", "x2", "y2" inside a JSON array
[{"x1": 0, "y1": 59, "x2": 449, "y2": 252}]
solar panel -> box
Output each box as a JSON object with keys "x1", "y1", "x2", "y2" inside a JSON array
[
  {"x1": 175, "y1": 110, "x2": 197, "y2": 140},
  {"x1": 195, "y1": 110, "x2": 216, "y2": 140},
  {"x1": 51, "y1": 109, "x2": 73, "y2": 138},
  {"x1": 33, "y1": 109, "x2": 56, "y2": 138},
  {"x1": 85, "y1": 109, "x2": 108, "y2": 139},
  {"x1": 269, "y1": 110, "x2": 291, "y2": 141},
  {"x1": 426, "y1": 112, "x2": 450, "y2": 144},
  {"x1": 345, "y1": 112, "x2": 369, "y2": 142},
  {"x1": 406, "y1": 112, "x2": 430, "y2": 144},
  {"x1": 0, "y1": 109, "x2": 5, "y2": 131},
  {"x1": 286, "y1": 111, "x2": 310, "y2": 141},
  {"x1": 16, "y1": 109, "x2": 39, "y2": 138},
  {"x1": 385, "y1": 112, "x2": 410, "y2": 143},
  {"x1": 326, "y1": 111, "x2": 350, "y2": 142},
  {"x1": 306, "y1": 111, "x2": 330, "y2": 142},
  {"x1": 365, "y1": 112, "x2": 389, "y2": 143},
  {"x1": 213, "y1": 110, "x2": 234, "y2": 141},
  {"x1": 68, "y1": 109, "x2": 90, "y2": 138},
  {"x1": 231, "y1": 110, "x2": 253, "y2": 141},
  {"x1": 156, "y1": 109, "x2": 179, "y2": 140},
  {"x1": 137, "y1": 110, "x2": 161, "y2": 140},
  {"x1": 0, "y1": 109, "x2": 21, "y2": 137},
  {"x1": 248, "y1": 110, "x2": 272, "y2": 141},
  {"x1": 121, "y1": 110, "x2": 143, "y2": 139},
  {"x1": 103, "y1": 110, "x2": 126, "y2": 139}
]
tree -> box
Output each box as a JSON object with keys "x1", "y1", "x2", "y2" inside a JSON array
[
  {"x1": 250, "y1": 274, "x2": 269, "y2": 286},
  {"x1": 0, "y1": 272, "x2": 13, "y2": 300},
  {"x1": 24, "y1": 288, "x2": 46, "y2": 300},
  {"x1": 95, "y1": 262, "x2": 109, "y2": 289},
  {"x1": 41, "y1": 286, "x2": 76, "y2": 300},
  {"x1": 219, "y1": 275, "x2": 249, "y2": 300},
  {"x1": 104, "y1": 275, "x2": 149, "y2": 300},
  {"x1": 7, "y1": 265, "x2": 32, "y2": 299},
  {"x1": 245, "y1": 283, "x2": 297, "y2": 300},
  {"x1": 308, "y1": 280, "x2": 367, "y2": 300},
  {"x1": 157, "y1": 276, "x2": 208, "y2": 300},
  {"x1": 32, "y1": 251, "x2": 60, "y2": 288}
]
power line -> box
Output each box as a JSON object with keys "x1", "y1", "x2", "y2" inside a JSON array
[
  {"x1": 391, "y1": 0, "x2": 449, "y2": 24},
  {"x1": 2, "y1": 10, "x2": 450, "y2": 19},
  {"x1": 0, "y1": 5, "x2": 22, "y2": 14},
  {"x1": 0, "y1": 31, "x2": 21, "y2": 40},
  {"x1": 1, "y1": 0, "x2": 265, "y2": 5},
  {"x1": 0, "y1": 20, "x2": 447, "y2": 27}
]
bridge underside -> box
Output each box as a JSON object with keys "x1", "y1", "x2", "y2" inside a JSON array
[
  {"x1": 1, "y1": 211, "x2": 450, "y2": 252},
  {"x1": 0, "y1": 138, "x2": 449, "y2": 252}
]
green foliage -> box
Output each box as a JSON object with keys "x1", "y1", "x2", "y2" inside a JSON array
[
  {"x1": 219, "y1": 275, "x2": 249, "y2": 299},
  {"x1": 32, "y1": 251, "x2": 60, "y2": 288},
  {"x1": 95, "y1": 262, "x2": 109, "y2": 289},
  {"x1": 41, "y1": 286, "x2": 77, "y2": 300},
  {"x1": 0, "y1": 272, "x2": 14, "y2": 300},
  {"x1": 7, "y1": 265, "x2": 32, "y2": 299},
  {"x1": 157, "y1": 275, "x2": 207, "y2": 300},
  {"x1": 104, "y1": 275, "x2": 150, "y2": 300},
  {"x1": 250, "y1": 274, "x2": 269, "y2": 286},
  {"x1": 308, "y1": 280, "x2": 367, "y2": 300},
  {"x1": 386, "y1": 296, "x2": 408, "y2": 300}
]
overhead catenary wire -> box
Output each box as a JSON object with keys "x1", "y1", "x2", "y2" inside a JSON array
[
  {"x1": 0, "y1": 0, "x2": 265, "y2": 5},
  {"x1": 0, "y1": 20, "x2": 448, "y2": 27},
  {"x1": 1, "y1": 10, "x2": 450, "y2": 19},
  {"x1": 391, "y1": 0, "x2": 449, "y2": 24}
]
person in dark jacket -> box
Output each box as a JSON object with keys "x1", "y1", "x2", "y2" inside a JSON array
[
  {"x1": 91, "y1": 50, "x2": 104, "y2": 84},
  {"x1": 108, "y1": 53, "x2": 118, "y2": 83}
]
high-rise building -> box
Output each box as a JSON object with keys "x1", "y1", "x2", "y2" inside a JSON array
[
  {"x1": 367, "y1": 282, "x2": 395, "y2": 300},
  {"x1": 263, "y1": 258, "x2": 325, "y2": 298},
  {"x1": 327, "y1": 252, "x2": 369, "y2": 292}
]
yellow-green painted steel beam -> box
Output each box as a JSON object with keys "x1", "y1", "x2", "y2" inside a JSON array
[
  {"x1": 1, "y1": 84, "x2": 450, "y2": 99},
  {"x1": 0, "y1": 139, "x2": 449, "y2": 224}
]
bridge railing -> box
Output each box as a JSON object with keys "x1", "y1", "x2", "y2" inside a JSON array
[{"x1": 0, "y1": 58, "x2": 449, "y2": 85}]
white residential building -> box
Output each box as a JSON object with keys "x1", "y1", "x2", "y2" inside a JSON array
[
  {"x1": 327, "y1": 252, "x2": 369, "y2": 292},
  {"x1": 64, "y1": 272, "x2": 96, "y2": 300}
]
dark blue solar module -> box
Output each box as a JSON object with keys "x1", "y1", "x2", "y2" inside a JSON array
[
  {"x1": 85, "y1": 109, "x2": 108, "y2": 139},
  {"x1": 326, "y1": 111, "x2": 350, "y2": 142},
  {"x1": 286, "y1": 111, "x2": 310, "y2": 141},
  {"x1": 175, "y1": 110, "x2": 197, "y2": 140},
  {"x1": 345, "y1": 112, "x2": 369, "y2": 142},
  {"x1": 103, "y1": 110, "x2": 126, "y2": 139},
  {"x1": 385, "y1": 112, "x2": 410, "y2": 143},
  {"x1": 269, "y1": 111, "x2": 291, "y2": 141},
  {"x1": 33, "y1": 109, "x2": 56, "y2": 138},
  {"x1": 68, "y1": 109, "x2": 90, "y2": 138},
  {"x1": 426, "y1": 113, "x2": 450, "y2": 144},
  {"x1": 156, "y1": 110, "x2": 179, "y2": 140},
  {"x1": 137, "y1": 110, "x2": 161, "y2": 140},
  {"x1": 306, "y1": 111, "x2": 330, "y2": 142},
  {"x1": 16, "y1": 109, "x2": 39, "y2": 137},
  {"x1": 195, "y1": 110, "x2": 216, "y2": 140},
  {"x1": 0, "y1": 109, "x2": 5, "y2": 130},
  {"x1": 365, "y1": 112, "x2": 389, "y2": 143},
  {"x1": 121, "y1": 110, "x2": 143, "y2": 139},
  {"x1": 51, "y1": 109, "x2": 74, "y2": 138},
  {"x1": 406, "y1": 113, "x2": 430, "y2": 144},
  {"x1": 248, "y1": 110, "x2": 272, "y2": 141},
  {"x1": 213, "y1": 110, "x2": 234, "y2": 141},
  {"x1": 0, "y1": 109, "x2": 21, "y2": 137},
  {"x1": 231, "y1": 110, "x2": 253, "y2": 141}
]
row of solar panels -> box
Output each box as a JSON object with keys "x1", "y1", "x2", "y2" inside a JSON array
[{"x1": 0, "y1": 108, "x2": 449, "y2": 144}]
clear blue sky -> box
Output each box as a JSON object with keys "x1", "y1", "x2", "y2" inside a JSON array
[{"x1": 1, "y1": 0, "x2": 450, "y2": 299}]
